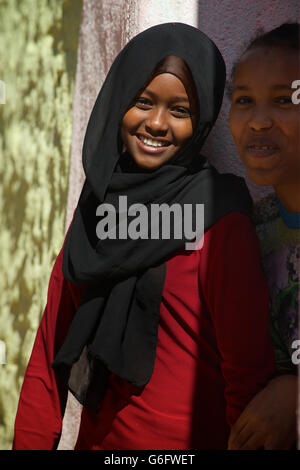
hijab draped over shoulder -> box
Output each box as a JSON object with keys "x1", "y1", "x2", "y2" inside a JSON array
[{"x1": 52, "y1": 23, "x2": 252, "y2": 411}]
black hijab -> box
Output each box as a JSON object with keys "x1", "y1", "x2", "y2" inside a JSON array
[{"x1": 52, "y1": 23, "x2": 252, "y2": 411}]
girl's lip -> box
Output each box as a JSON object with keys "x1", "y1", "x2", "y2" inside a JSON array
[
  {"x1": 245, "y1": 145, "x2": 279, "y2": 158},
  {"x1": 136, "y1": 135, "x2": 171, "y2": 154}
]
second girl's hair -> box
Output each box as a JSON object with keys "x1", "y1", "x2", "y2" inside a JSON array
[
  {"x1": 246, "y1": 22, "x2": 299, "y2": 51},
  {"x1": 227, "y1": 22, "x2": 299, "y2": 98}
]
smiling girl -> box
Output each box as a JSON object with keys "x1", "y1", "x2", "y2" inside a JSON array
[
  {"x1": 13, "y1": 23, "x2": 274, "y2": 450},
  {"x1": 228, "y1": 22, "x2": 299, "y2": 450},
  {"x1": 121, "y1": 56, "x2": 197, "y2": 170}
]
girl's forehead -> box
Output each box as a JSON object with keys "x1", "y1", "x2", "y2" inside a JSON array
[
  {"x1": 145, "y1": 73, "x2": 188, "y2": 93},
  {"x1": 233, "y1": 46, "x2": 299, "y2": 84},
  {"x1": 242, "y1": 45, "x2": 298, "y2": 63}
]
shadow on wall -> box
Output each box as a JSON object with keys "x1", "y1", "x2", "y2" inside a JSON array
[{"x1": 194, "y1": 0, "x2": 300, "y2": 451}]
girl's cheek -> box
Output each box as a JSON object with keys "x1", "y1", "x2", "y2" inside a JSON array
[
  {"x1": 229, "y1": 111, "x2": 245, "y2": 135},
  {"x1": 276, "y1": 111, "x2": 299, "y2": 134}
]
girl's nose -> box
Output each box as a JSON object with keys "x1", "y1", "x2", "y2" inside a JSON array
[
  {"x1": 248, "y1": 106, "x2": 273, "y2": 131},
  {"x1": 145, "y1": 107, "x2": 168, "y2": 135}
]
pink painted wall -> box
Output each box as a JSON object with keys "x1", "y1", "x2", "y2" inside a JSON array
[{"x1": 196, "y1": 0, "x2": 299, "y2": 201}]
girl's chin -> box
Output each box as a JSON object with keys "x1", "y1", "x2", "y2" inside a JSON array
[
  {"x1": 131, "y1": 151, "x2": 175, "y2": 170},
  {"x1": 133, "y1": 158, "x2": 167, "y2": 170},
  {"x1": 246, "y1": 168, "x2": 279, "y2": 187}
]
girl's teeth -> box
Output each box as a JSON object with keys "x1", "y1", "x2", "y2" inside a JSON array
[
  {"x1": 140, "y1": 136, "x2": 165, "y2": 147},
  {"x1": 251, "y1": 146, "x2": 275, "y2": 150}
]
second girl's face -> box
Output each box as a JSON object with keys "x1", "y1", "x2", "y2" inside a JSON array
[
  {"x1": 121, "y1": 73, "x2": 194, "y2": 170},
  {"x1": 229, "y1": 46, "x2": 299, "y2": 188}
]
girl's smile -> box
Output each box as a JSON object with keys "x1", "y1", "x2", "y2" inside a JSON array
[
  {"x1": 136, "y1": 132, "x2": 171, "y2": 153},
  {"x1": 121, "y1": 72, "x2": 194, "y2": 170}
]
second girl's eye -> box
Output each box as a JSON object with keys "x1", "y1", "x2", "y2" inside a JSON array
[
  {"x1": 234, "y1": 96, "x2": 253, "y2": 105},
  {"x1": 274, "y1": 96, "x2": 293, "y2": 105}
]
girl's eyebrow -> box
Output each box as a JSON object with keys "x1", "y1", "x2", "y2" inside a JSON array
[
  {"x1": 272, "y1": 84, "x2": 293, "y2": 90},
  {"x1": 142, "y1": 88, "x2": 189, "y2": 103},
  {"x1": 233, "y1": 84, "x2": 292, "y2": 92},
  {"x1": 232, "y1": 85, "x2": 250, "y2": 92}
]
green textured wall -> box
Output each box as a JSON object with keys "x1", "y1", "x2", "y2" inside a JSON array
[{"x1": 0, "y1": 0, "x2": 82, "y2": 449}]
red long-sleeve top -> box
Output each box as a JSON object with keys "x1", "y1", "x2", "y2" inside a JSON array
[{"x1": 13, "y1": 212, "x2": 275, "y2": 450}]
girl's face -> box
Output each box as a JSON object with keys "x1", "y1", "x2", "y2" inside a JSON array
[
  {"x1": 229, "y1": 46, "x2": 299, "y2": 188},
  {"x1": 121, "y1": 73, "x2": 194, "y2": 170}
]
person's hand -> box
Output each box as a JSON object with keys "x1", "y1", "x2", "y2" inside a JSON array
[{"x1": 228, "y1": 374, "x2": 297, "y2": 450}]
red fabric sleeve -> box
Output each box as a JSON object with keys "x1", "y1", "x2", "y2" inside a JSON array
[
  {"x1": 12, "y1": 247, "x2": 85, "y2": 450},
  {"x1": 199, "y1": 212, "x2": 275, "y2": 428}
]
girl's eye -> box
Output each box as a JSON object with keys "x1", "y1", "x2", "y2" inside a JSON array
[
  {"x1": 135, "y1": 97, "x2": 152, "y2": 108},
  {"x1": 234, "y1": 96, "x2": 252, "y2": 105},
  {"x1": 171, "y1": 106, "x2": 191, "y2": 117},
  {"x1": 275, "y1": 96, "x2": 293, "y2": 105}
]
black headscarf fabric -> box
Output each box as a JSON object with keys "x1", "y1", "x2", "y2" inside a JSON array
[{"x1": 52, "y1": 23, "x2": 252, "y2": 411}]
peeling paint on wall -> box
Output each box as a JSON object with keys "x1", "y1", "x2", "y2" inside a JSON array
[{"x1": 0, "y1": 0, "x2": 82, "y2": 449}]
